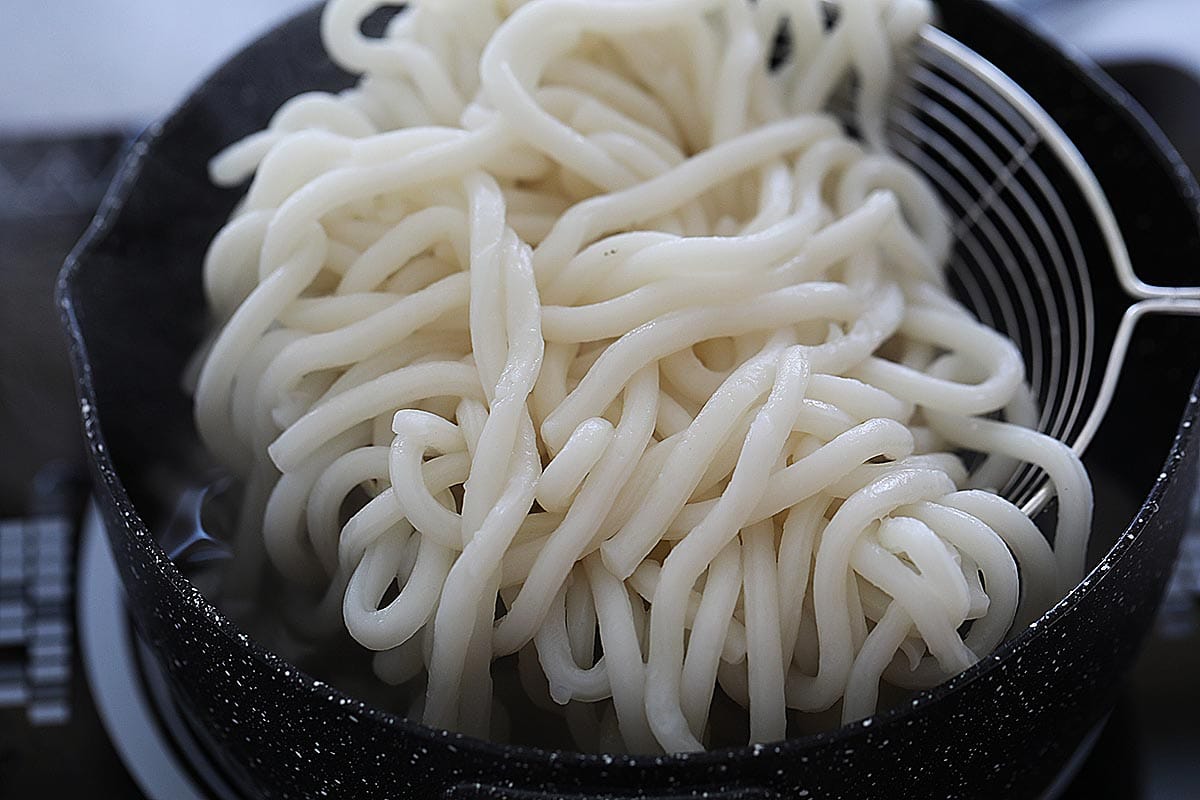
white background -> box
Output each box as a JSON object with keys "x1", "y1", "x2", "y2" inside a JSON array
[{"x1": 0, "y1": 0, "x2": 311, "y2": 133}]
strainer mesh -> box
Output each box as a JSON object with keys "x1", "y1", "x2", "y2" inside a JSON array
[{"x1": 877, "y1": 33, "x2": 1112, "y2": 512}]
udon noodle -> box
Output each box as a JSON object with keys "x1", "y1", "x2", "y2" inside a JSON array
[{"x1": 192, "y1": 0, "x2": 1093, "y2": 753}]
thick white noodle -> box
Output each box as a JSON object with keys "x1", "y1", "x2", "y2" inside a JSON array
[{"x1": 194, "y1": 0, "x2": 1094, "y2": 754}]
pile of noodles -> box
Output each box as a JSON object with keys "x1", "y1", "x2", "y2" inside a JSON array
[{"x1": 192, "y1": 0, "x2": 1092, "y2": 753}]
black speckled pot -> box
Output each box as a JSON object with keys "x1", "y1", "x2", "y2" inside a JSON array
[{"x1": 57, "y1": 2, "x2": 1200, "y2": 798}]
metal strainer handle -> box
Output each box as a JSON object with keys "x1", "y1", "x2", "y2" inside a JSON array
[{"x1": 900, "y1": 29, "x2": 1200, "y2": 516}]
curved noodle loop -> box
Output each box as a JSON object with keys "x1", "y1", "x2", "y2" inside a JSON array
[{"x1": 193, "y1": 0, "x2": 1093, "y2": 753}]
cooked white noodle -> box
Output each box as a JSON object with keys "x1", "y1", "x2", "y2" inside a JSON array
[{"x1": 193, "y1": 0, "x2": 1094, "y2": 753}]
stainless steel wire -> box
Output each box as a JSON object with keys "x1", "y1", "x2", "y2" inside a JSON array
[{"x1": 879, "y1": 29, "x2": 1200, "y2": 516}]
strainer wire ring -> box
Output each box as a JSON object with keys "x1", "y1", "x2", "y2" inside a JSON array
[
  {"x1": 888, "y1": 94, "x2": 1048, "y2": 387},
  {"x1": 887, "y1": 84, "x2": 1063, "y2": 439},
  {"x1": 917, "y1": 28, "x2": 1200, "y2": 516},
  {"x1": 893, "y1": 40, "x2": 1088, "y2": 508},
  {"x1": 902, "y1": 61, "x2": 1087, "y2": 450}
]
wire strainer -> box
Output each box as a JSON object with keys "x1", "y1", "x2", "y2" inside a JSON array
[{"x1": 866, "y1": 28, "x2": 1200, "y2": 518}]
